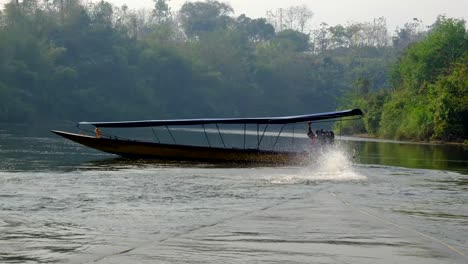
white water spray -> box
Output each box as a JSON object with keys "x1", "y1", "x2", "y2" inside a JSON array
[
  {"x1": 270, "y1": 145, "x2": 367, "y2": 184},
  {"x1": 308, "y1": 146, "x2": 365, "y2": 181}
]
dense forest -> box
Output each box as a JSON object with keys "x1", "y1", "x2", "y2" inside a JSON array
[
  {"x1": 342, "y1": 17, "x2": 467, "y2": 142},
  {"x1": 0, "y1": 0, "x2": 466, "y2": 141}
]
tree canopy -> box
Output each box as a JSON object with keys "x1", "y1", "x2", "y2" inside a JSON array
[{"x1": 341, "y1": 17, "x2": 467, "y2": 141}]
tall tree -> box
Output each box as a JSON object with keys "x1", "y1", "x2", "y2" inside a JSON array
[
  {"x1": 392, "y1": 18, "x2": 425, "y2": 49},
  {"x1": 178, "y1": 0, "x2": 233, "y2": 38},
  {"x1": 153, "y1": 0, "x2": 171, "y2": 24},
  {"x1": 285, "y1": 5, "x2": 313, "y2": 33},
  {"x1": 267, "y1": 5, "x2": 313, "y2": 33}
]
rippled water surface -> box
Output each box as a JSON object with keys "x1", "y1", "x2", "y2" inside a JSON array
[{"x1": 0, "y1": 126, "x2": 467, "y2": 263}]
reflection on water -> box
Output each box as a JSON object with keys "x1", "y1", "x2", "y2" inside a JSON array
[
  {"x1": 0, "y1": 126, "x2": 467, "y2": 263},
  {"x1": 347, "y1": 138, "x2": 468, "y2": 174}
]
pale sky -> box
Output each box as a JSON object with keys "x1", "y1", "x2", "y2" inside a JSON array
[
  {"x1": 100, "y1": 0, "x2": 468, "y2": 30},
  {"x1": 2, "y1": 0, "x2": 467, "y2": 30}
]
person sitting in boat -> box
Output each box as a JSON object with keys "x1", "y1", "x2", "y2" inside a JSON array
[
  {"x1": 307, "y1": 122, "x2": 316, "y2": 143},
  {"x1": 94, "y1": 127, "x2": 101, "y2": 139}
]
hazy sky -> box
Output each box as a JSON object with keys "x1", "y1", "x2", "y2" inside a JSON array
[
  {"x1": 100, "y1": 0, "x2": 468, "y2": 30},
  {"x1": 2, "y1": 0, "x2": 467, "y2": 30}
]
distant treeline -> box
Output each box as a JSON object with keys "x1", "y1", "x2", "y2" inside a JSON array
[{"x1": 0, "y1": 0, "x2": 465, "y2": 141}]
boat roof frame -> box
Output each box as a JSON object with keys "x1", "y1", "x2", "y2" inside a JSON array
[{"x1": 78, "y1": 109, "x2": 363, "y2": 128}]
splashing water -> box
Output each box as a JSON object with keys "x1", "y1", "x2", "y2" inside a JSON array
[
  {"x1": 310, "y1": 146, "x2": 366, "y2": 181},
  {"x1": 270, "y1": 146, "x2": 367, "y2": 184}
]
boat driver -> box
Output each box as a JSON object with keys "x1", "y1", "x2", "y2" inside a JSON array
[{"x1": 307, "y1": 122, "x2": 315, "y2": 143}]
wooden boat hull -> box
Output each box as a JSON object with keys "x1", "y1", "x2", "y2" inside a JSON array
[{"x1": 51, "y1": 130, "x2": 309, "y2": 164}]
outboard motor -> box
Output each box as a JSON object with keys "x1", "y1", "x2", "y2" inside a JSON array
[{"x1": 316, "y1": 129, "x2": 335, "y2": 145}]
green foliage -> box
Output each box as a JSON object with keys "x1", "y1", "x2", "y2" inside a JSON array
[
  {"x1": 338, "y1": 81, "x2": 389, "y2": 135},
  {"x1": 344, "y1": 17, "x2": 467, "y2": 141},
  {"x1": 363, "y1": 90, "x2": 389, "y2": 134},
  {"x1": 380, "y1": 18, "x2": 467, "y2": 141},
  {"x1": 391, "y1": 17, "x2": 466, "y2": 94},
  {"x1": 429, "y1": 56, "x2": 468, "y2": 140}
]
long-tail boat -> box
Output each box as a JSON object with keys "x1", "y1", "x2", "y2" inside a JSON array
[{"x1": 52, "y1": 109, "x2": 363, "y2": 164}]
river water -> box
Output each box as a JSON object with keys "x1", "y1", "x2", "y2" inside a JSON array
[{"x1": 0, "y1": 126, "x2": 467, "y2": 263}]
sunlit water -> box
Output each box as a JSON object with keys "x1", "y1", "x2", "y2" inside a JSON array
[{"x1": 0, "y1": 127, "x2": 467, "y2": 263}]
